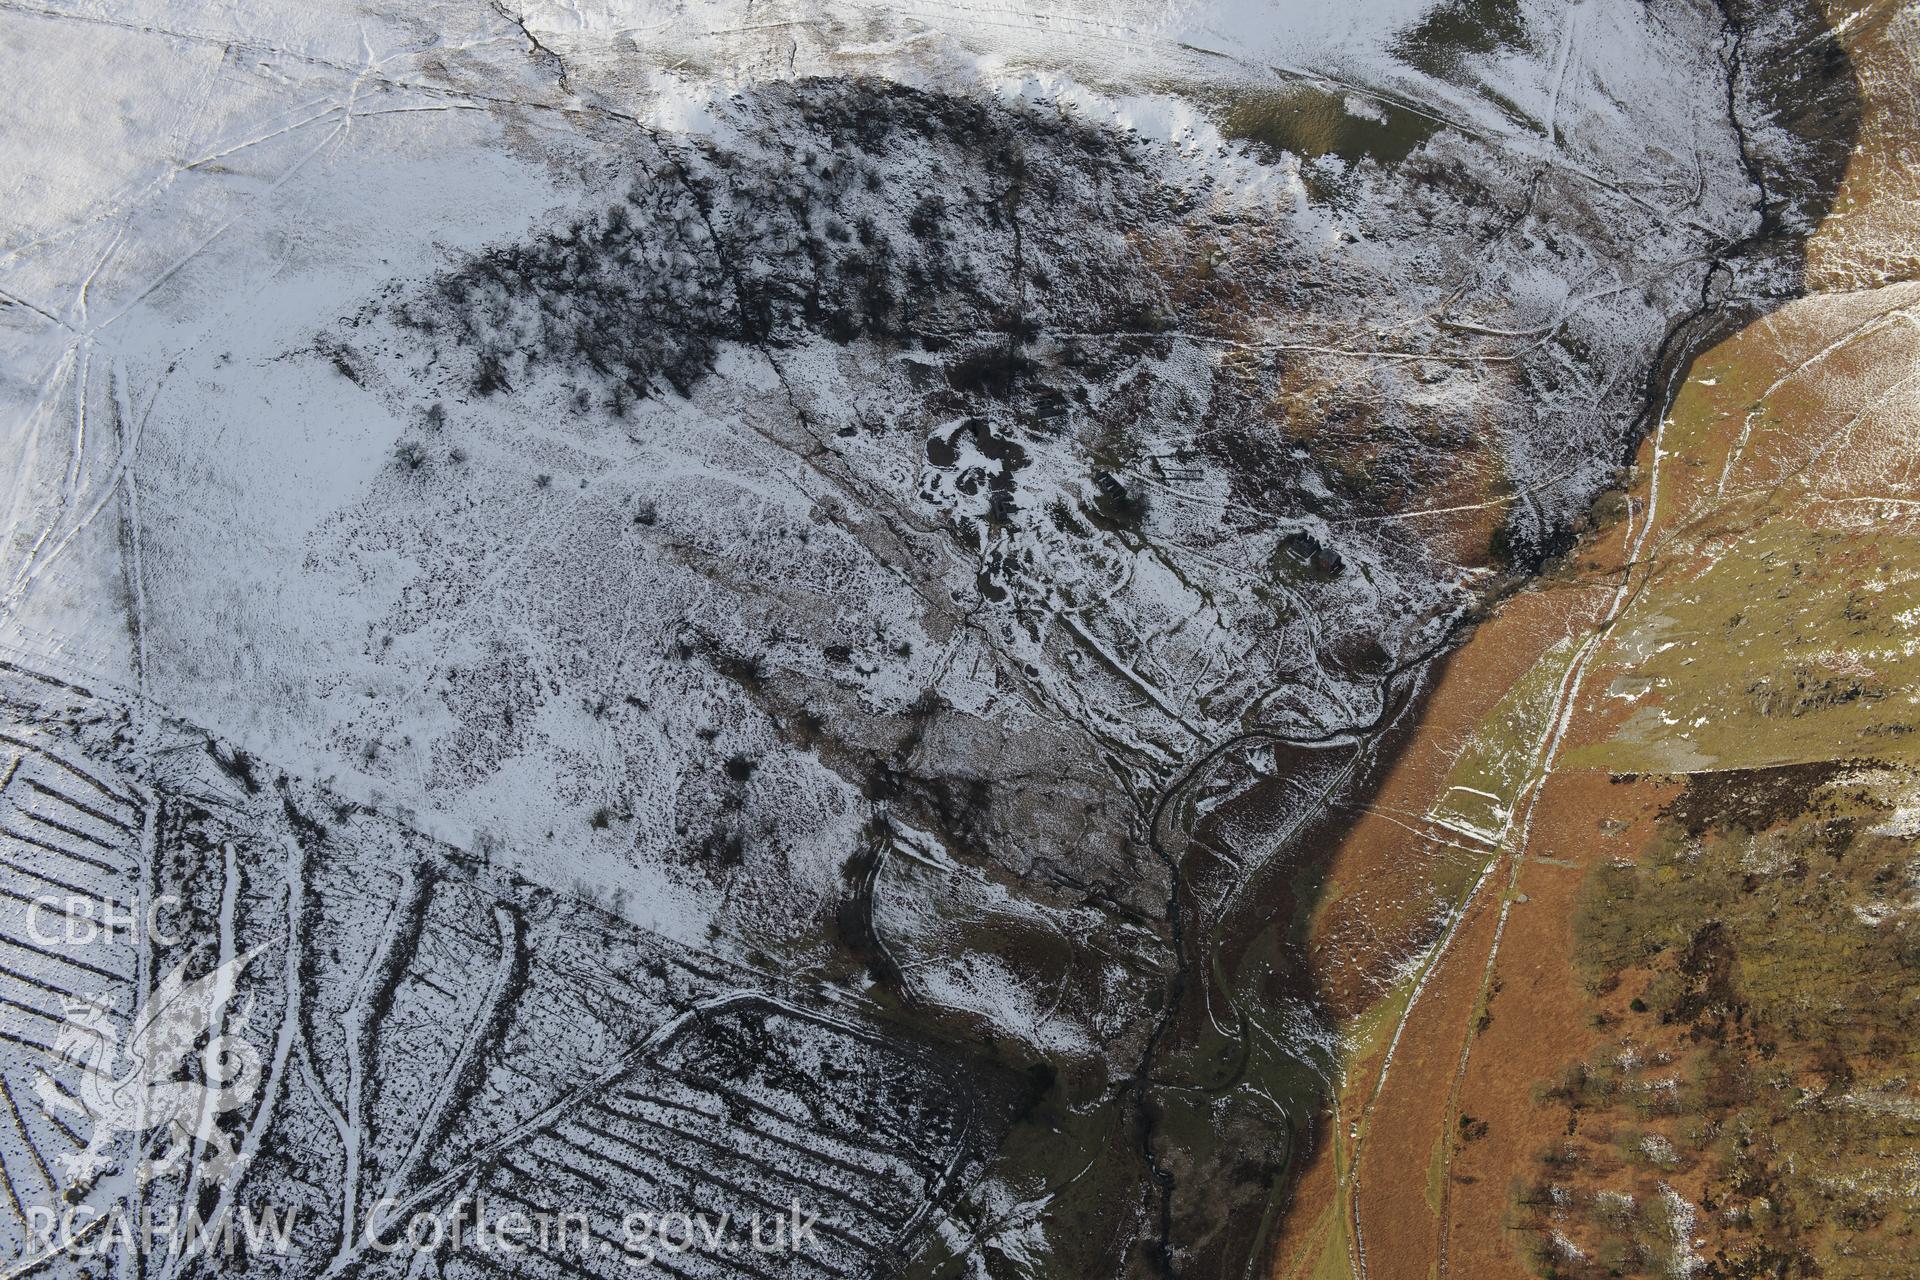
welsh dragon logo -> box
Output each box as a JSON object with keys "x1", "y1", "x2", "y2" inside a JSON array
[{"x1": 34, "y1": 948, "x2": 265, "y2": 1187}]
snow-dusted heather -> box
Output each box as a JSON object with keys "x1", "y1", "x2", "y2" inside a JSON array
[{"x1": 0, "y1": 0, "x2": 1839, "y2": 1274}]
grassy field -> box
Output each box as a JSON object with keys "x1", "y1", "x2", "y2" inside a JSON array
[{"x1": 1271, "y1": 4, "x2": 1920, "y2": 1277}]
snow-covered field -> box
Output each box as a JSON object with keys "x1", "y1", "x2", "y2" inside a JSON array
[{"x1": 0, "y1": 0, "x2": 1821, "y2": 1273}]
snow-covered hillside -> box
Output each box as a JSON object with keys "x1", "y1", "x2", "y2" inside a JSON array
[{"x1": 0, "y1": 0, "x2": 1850, "y2": 1275}]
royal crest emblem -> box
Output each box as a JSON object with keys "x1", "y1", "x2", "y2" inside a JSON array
[{"x1": 33, "y1": 948, "x2": 265, "y2": 1187}]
